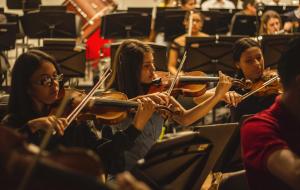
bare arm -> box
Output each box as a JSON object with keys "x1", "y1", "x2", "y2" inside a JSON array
[
  {"x1": 194, "y1": 87, "x2": 242, "y2": 107},
  {"x1": 267, "y1": 149, "x2": 300, "y2": 190},
  {"x1": 193, "y1": 88, "x2": 215, "y2": 104},
  {"x1": 172, "y1": 72, "x2": 232, "y2": 126},
  {"x1": 172, "y1": 92, "x2": 224, "y2": 126}
]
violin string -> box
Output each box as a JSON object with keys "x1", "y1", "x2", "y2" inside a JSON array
[
  {"x1": 167, "y1": 51, "x2": 187, "y2": 96},
  {"x1": 241, "y1": 76, "x2": 279, "y2": 100},
  {"x1": 67, "y1": 68, "x2": 111, "y2": 121},
  {"x1": 67, "y1": 68, "x2": 112, "y2": 124}
]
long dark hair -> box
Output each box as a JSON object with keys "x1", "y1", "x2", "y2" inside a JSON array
[
  {"x1": 107, "y1": 39, "x2": 153, "y2": 99},
  {"x1": 8, "y1": 49, "x2": 62, "y2": 123}
]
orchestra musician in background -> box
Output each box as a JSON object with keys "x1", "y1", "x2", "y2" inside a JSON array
[
  {"x1": 229, "y1": 0, "x2": 257, "y2": 34},
  {"x1": 168, "y1": 10, "x2": 208, "y2": 75},
  {"x1": 180, "y1": 0, "x2": 197, "y2": 10},
  {"x1": 241, "y1": 37, "x2": 300, "y2": 190},
  {"x1": 259, "y1": 10, "x2": 283, "y2": 34},
  {"x1": 283, "y1": 0, "x2": 300, "y2": 33}
]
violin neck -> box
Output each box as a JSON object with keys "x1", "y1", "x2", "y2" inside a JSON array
[
  {"x1": 179, "y1": 76, "x2": 219, "y2": 83},
  {"x1": 94, "y1": 99, "x2": 138, "y2": 108}
]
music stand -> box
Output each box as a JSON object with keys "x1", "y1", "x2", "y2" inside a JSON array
[
  {"x1": 34, "y1": 39, "x2": 86, "y2": 78},
  {"x1": 0, "y1": 23, "x2": 16, "y2": 87},
  {"x1": 101, "y1": 12, "x2": 151, "y2": 39},
  {"x1": 0, "y1": 94, "x2": 8, "y2": 120},
  {"x1": 201, "y1": 11, "x2": 233, "y2": 35},
  {"x1": 0, "y1": 23, "x2": 17, "y2": 51},
  {"x1": 209, "y1": 8, "x2": 240, "y2": 14},
  {"x1": 131, "y1": 123, "x2": 237, "y2": 190},
  {"x1": 127, "y1": 7, "x2": 166, "y2": 33},
  {"x1": 110, "y1": 42, "x2": 168, "y2": 71},
  {"x1": 6, "y1": 0, "x2": 41, "y2": 11},
  {"x1": 163, "y1": 9, "x2": 187, "y2": 42},
  {"x1": 39, "y1": 5, "x2": 67, "y2": 12},
  {"x1": 264, "y1": 5, "x2": 298, "y2": 14},
  {"x1": 185, "y1": 35, "x2": 247, "y2": 75},
  {"x1": 260, "y1": 34, "x2": 300, "y2": 68},
  {"x1": 212, "y1": 116, "x2": 252, "y2": 173},
  {"x1": 127, "y1": 7, "x2": 152, "y2": 13},
  {"x1": 231, "y1": 15, "x2": 257, "y2": 36},
  {"x1": 21, "y1": 11, "x2": 77, "y2": 38}
]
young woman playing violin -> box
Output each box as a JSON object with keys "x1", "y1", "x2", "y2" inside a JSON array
[
  {"x1": 229, "y1": 37, "x2": 279, "y2": 122},
  {"x1": 107, "y1": 39, "x2": 233, "y2": 171},
  {"x1": 1, "y1": 50, "x2": 157, "y2": 172}
]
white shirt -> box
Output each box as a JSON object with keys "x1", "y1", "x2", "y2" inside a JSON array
[
  {"x1": 262, "y1": 0, "x2": 294, "y2": 5},
  {"x1": 201, "y1": 0, "x2": 236, "y2": 11}
]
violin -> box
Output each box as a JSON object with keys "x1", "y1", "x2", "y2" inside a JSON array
[
  {"x1": 241, "y1": 69, "x2": 282, "y2": 100},
  {"x1": 0, "y1": 126, "x2": 107, "y2": 190},
  {"x1": 51, "y1": 88, "x2": 173, "y2": 126},
  {"x1": 148, "y1": 71, "x2": 252, "y2": 97}
]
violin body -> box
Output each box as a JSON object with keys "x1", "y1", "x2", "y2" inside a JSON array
[
  {"x1": 82, "y1": 91, "x2": 136, "y2": 125},
  {"x1": 249, "y1": 69, "x2": 283, "y2": 96},
  {"x1": 52, "y1": 88, "x2": 138, "y2": 125}
]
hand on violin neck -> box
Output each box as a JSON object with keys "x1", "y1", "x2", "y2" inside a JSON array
[
  {"x1": 133, "y1": 97, "x2": 156, "y2": 131},
  {"x1": 27, "y1": 116, "x2": 68, "y2": 136},
  {"x1": 214, "y1": 71, "x2": 233, "y2": 99}
]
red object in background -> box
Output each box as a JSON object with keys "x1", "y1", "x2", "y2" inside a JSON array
[{"x1": 86, "y1": 29, "x2": 111, "y2": 68}]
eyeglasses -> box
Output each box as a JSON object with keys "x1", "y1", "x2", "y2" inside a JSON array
[{"x1": 34, "y1": 74, "x2": 63, "y2": 87}]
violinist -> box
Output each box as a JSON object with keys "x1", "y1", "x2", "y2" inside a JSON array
[
  {"x1": 1, "y1": 50, "x2": 157, "y2": 172},
  {"x1": 106, "y1": 39, "x2": 233, "y2": 171},
  {"x1": 168, "y1": 10, "x2": 208, "y2": 75},
  {"x1": 229, "y1": 37, "x2": 278, "y2": 122},
  {"x1": 283, "y1": 1, "x2": 300, "y2": 33},
  {"x1": 259, "y1": 10, "x2": 283, "y2": 35},
  {"x1": 241, "y1": 38, "x2": 300, "y2": 190}
]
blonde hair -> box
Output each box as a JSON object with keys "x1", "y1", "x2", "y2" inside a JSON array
[{"x1": 259, "y1": 10, "x2": 282, "y2": 34}]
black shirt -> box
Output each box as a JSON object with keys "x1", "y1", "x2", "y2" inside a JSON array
[{"x1": 230, "y1": 86, "x2": 277, "y2": 122}]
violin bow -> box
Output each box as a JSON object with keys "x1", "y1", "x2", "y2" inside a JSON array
[
  {"x1": 166, "y1": 51, "x2": 187, "y2": 96},
  {"x1": 187, "y1": 10, "x2": 193, "y2": 36},
  {"x1": 17, "y1": 68, "x2": 112, "y2": 190},
  {"x1": 151, "y1": 0, "x2": 157, "y2": 31},
  {"x1": 66, "y1": 68, "x2": 112, "y2": 124},
  {"x1": 166, "y1": 10, "x2": 193, "y2": 95}
]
